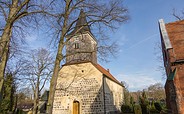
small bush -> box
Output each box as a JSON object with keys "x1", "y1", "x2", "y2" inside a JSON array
[
  {"x1": 140, "y1": 104, "x2": 148, "y2": 114},
  {"x1": 149, "y1": 102, "x2": 159, "y2": 113},
  {"x1": 134, "y1": 104, "x2": 142, "y2": 114},
  {"x1": 160, "y1": 108, "x2": 168, "y2": 114},
  {"x1": 150, "y1": 108, "x2": 159, "y2": 113},
  {"x1": 121, "y1": 104, "x2": 132, "y2": 113},
  {"x1": 154, "y1": 102, "x2": 162, "y2": 112}
]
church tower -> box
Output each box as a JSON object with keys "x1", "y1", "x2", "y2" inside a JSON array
[
  {"x1": 53, "y1": 10, "x2": 124, "y2": 114},
  {"x1": 66, "y1": 10, "x2": 97, "y2": 64}
]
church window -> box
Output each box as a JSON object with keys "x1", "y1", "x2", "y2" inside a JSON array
[{"x1": 74, "y1": 43, "x2": 79, "y2": 49}]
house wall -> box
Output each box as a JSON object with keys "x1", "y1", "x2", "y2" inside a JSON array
[
  {"x1": 161, "y1": 20, "x2": 184, "y2": 114},
  {"x1": 165, "y1": 81, "x2": 178, "y2": 113},
  {"x1": 164, "y1": 59, "x2": 184, "y2": 114},
  {"x1": 173, "y1": 64, "x2": 184, "y2": 113},
  {"x1": 166, "y1": 21, "x2": 184, "y2": 114}
]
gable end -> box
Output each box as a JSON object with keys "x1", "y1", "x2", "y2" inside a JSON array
[{"x1": 159, "y1": 19, "x2": 172, "y2": 49}]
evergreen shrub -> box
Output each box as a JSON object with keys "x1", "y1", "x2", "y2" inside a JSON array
[
  {"x1": 154, "y1": 102, "x2": 162, "y2": 112},
  {"x1": 134, "y1": 104, "x2": 142, "y2": 114},
  {"x1": 121, "y1": 104, "x2": 132, "y2": 113}
]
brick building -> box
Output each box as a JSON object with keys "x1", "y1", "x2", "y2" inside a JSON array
[
  {"x1": 52, "y1": 10, "x2": 124, "y2": 114},
  {"x1": 159, "y1": 19, "x2": 184, "y2": 113}
]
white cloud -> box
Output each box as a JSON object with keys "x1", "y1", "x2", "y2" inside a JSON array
[
  {"x1": 25, "y1": 34, "x2": 48, "y2": 49},
  {"x1": 25, "y1": 34, "x2": 37, "y2": 42},
  {"x1": 118, "y1": 73, "x2": 162, "y2": 92}
]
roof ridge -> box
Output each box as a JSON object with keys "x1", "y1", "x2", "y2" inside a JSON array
[{"x1": 166, "y1": 19, "x2": 184, "y2": 25}]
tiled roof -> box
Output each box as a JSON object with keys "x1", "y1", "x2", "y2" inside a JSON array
[
  {"x1": 93, "y1": 64, "x2": 123, "y2": 86},
  {"x1": 165, "y1": 20, "x2": 184, "y2": 60}
]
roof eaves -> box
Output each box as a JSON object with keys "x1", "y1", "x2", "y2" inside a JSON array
[
  {"x1": 102, "y1": 74, "x2": 124, "y2": 87},
  {"x1": 166, "y1": 19, "x2": 184, "y2": 25},
  {"x1": 93, "y1": 64, "x2": 124, "y2": 87}
]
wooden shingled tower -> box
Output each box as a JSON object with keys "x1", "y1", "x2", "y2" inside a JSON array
[{"x1": 66, "y1": 10, "x2": 97, "y2": 64}]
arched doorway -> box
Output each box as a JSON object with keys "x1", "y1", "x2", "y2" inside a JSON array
[{"x1": 73, "y1": 101, "x2": 80, "y2": 114}]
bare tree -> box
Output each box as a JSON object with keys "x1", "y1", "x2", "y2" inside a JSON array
[
  {"x1": 121, "y1": 81, "x2": 130, "y2": 105},
  {"x1": 154, "y1": 41, "x2": 166, "y2": 79},
  {"x1": 18, "y1": 48, "x2": 53, "y2": 114},
  {"x1": 0, "y1": 0, "x2": 57, "y2": 101},
  {"x1": 147, "y1": 83, "x2": 165, "y2": 101},
  {"x1": 172, "y1": 8, "x2": 184, "y2": 20},
  {"x1": 0, "y1": 55, "x2": 31, "y2": 113},
  {"x1": 45, "y1": 0, "x2": 129, "y2": 113}
]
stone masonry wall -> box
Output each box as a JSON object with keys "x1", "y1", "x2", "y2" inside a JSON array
[
  {"x1": 52, "y1": 63, "x2": 104, "y2": 114},
  {"x1": 52, "y1": 62, "x2": 124, "y2": 114},
  {"x1": 104, "y1": 77, "x2": 124, "y2": 113}
]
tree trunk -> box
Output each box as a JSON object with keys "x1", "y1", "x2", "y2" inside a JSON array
[
  {"x1": 33, "y1": 88, "x2": 39, "y2": 114},
  {"x1": 33, "y1": 92, "x2": 38, "y2": 114},
  {"x1": 47, "y1": 55, "x2": 62, "y2": 114},
  {"x1": 47, "y1": 1, "x2": 70, "y2": 113},
  {"x1": 0, "y1": 0, "x2": 19, "y2": 102},
  {"x1": 47, "y1": 29, "x2": 65, "y2": 114},
  {"x1": 0, "y1": 24, "x2": 12, "y2": 101},
  {"x1": 33, "y1": 77, "x2": 40, "y2": 114}
]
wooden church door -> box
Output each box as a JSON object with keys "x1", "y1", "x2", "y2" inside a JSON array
[{"x1": 73, "y1": 101, "x2": 80, "y2": 114}]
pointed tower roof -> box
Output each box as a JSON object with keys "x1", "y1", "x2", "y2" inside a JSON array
[{"x1": 67, "y1": 10, "x2": 91, "y2": 36}]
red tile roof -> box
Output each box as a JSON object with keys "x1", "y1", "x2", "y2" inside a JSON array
[
  {"x1": 165, "y1": 20, "x2": 184, "y2": 60},
  {"x1": 93, "y1": 63, "x2": 123, "y2": 86}
]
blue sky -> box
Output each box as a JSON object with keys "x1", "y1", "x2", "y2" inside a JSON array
[
  {"x1": 26, "y1": 0, "x2": 184, "y2": 91},
  {"x1": 101, "y1": 0, "x2": 184, "y2": 91}
]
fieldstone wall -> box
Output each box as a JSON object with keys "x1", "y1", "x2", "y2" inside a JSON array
[
  {"x1": 52, "y1": 62, "x2": 124, "y2": 114},
  {"x1": 104, "y1": 77, "x2": 123, "y2": 113},
  {"x1": 52, "y1": 63, "x2": 104, "y2": 114},
  {"x1": 66, "y1": 33, "x2": 97, "y2": 64}
]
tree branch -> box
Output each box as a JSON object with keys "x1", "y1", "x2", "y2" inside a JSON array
[{"x1": 0, "y1": 4, "x2": 7, "y2": 20}]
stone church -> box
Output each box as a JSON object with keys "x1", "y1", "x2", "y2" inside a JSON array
[{"x1": 53, "y1": 10, "x2": 124, "y2": 114}]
